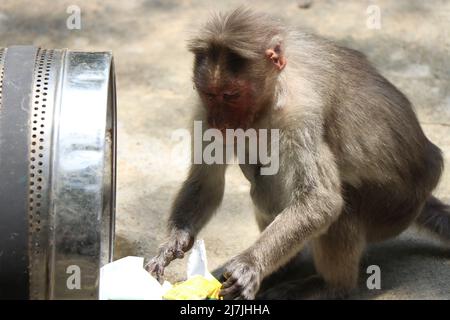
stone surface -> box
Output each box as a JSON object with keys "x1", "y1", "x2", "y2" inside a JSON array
[{"x1": 1, "y1": 0, "x2": 448, "y2": 299}]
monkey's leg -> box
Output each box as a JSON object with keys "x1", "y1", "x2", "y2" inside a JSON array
[
  {"x1": 415, "y1": 195, "x2": 450, "y2": 244},
  {"x1": 256, "y1": 275, "x2": 326, "y2": 300},
  {"x1": 311, "y1": 213, "x2": 366, "y2": 298},
  {"x1": 257, "y1": 247, "x2": 308, "y2": 293}
]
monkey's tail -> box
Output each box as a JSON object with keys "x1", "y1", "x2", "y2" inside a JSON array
[{"x1": 415, "y1": 196, "x2": 450, "y2": 243}]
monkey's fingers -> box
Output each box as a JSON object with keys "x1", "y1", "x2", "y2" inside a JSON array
[
  {"x1": 220, "y1": 274, "x2": 239, "y2": 299},
  {"x1": 145, "y1": 262, "x2": 162, "y2": 278},
  {"x1": 145, "y1": 258, "x2": 166, "y2": 283},
  {"x1": 163, "y1": 240, "x2": 189, "y2": 261},
  {"x1": 162, "y1": 247, "x2": 176, "y2": 263},
  {"x1": 220, "y1": 283, "x2": 241, "y2": 299},
  {"x1": 174, "y1": 249, "x2": 184, "y2": 259},
  {"x1": 222, "y1": 270, "x2": 232, "y2": 279}
]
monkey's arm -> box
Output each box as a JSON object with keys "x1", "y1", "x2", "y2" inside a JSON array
[
  {"x1": 169, "y1": 163, "x2": 226, "y2": 234},
  {"x1": 221, "y1": 141, "x2": 343, "y2": 299},
  {"x1": 147, "y1": 163, "x2": 226, "y2": 280}
]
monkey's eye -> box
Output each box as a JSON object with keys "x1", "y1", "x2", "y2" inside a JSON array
[
  {"x1": 227, "y1": 51, "x2": 247, "y2": 74},
  {"x1": 200, "y1": 91, "x2": 216, "y2": 101}
]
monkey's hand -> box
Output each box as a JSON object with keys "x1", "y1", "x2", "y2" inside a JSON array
[
  {"x1": 219, "y1": 253, "x2": 262, "y2": 300},
  {"x1": 145, "y1": 229, "x2": 194, "y2": 283}
]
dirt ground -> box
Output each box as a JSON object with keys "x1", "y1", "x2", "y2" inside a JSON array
[{"x1": 0, "y1": 0, "x2": 449, "y2": 299}]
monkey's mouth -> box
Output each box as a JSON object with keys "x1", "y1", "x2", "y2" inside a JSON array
[
  {"x1": 208, "y1": 116, "x2": 250, "y2": 132},
  {"x1": 201, "y1": 87, "x2": 256, "y2": 131},
  {"x1": 209, "y1": 121, "x2": 235, "y2": 132}
]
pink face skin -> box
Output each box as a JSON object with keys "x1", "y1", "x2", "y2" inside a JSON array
[
  {"x1": 198, "y1": 79, "x2": 258, "y2": 131},
  {"x1": 195, "y1": 45, "x2": 285, "y2": 132}
]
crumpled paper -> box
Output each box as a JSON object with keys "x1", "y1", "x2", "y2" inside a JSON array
[
  {"x1": 99, "y1": 239, "x2": 218, "y2": 300},
  {"x1": 187, "y1": 239, "x2": 214, "y2": 280}
]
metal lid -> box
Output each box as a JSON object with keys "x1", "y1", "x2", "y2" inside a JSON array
[{"x1": 0, "y1": 46, "x2": 116, "y2": 300}]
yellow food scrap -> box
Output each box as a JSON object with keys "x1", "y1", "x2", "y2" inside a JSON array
[{"x1": 163, "y1": 275, "x2": 223, "y2": 300}]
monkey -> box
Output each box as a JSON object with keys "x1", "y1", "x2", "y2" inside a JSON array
[{"x1": 147, "y1": 8, "x2": 449, "y2": 299}]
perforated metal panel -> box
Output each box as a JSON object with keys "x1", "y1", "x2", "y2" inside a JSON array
[
  {"x1": 0, "y1": 48, "x2": 5, "y2": 111},
  {"x1": 0, "y1": 46, "x2": 116, "y2": 300}
]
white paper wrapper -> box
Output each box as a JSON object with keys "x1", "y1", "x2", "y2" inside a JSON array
[
  {"x1": 99, "y1": 239, "x2": 211, "y2": 300},
  {"x1": 187, "y1": 239, "x2": 214, "y2": 280}
]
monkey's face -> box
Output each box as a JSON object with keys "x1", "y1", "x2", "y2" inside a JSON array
[{"x1": 192, "y1": 45, "x2": 270, "y2": 131}]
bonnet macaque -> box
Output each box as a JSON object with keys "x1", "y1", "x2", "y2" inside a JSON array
[{"x1": 147, "y1": 8, "x2": 449, "y2": 299}]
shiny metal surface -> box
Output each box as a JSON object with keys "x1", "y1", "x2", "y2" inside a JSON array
[
  {"x1": 0, "y1": 46, "x2": 116, "y2": 300},
  {"x1": 28, "y1": 48, "x2": 59, "y2": 300},
  {"x1": 49, "y1": 50, "x2": 116, "y2": 299},
  {"x1": 0, "y1": 48, "x2": 5, "y2": 110}
]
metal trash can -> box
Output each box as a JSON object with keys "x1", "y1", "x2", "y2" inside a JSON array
[{"x1": 0, "y1": 46, "x2": 116, "y2": 299}]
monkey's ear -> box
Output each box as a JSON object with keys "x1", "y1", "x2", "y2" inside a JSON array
[{"x1": 265, "y1": 44, "x2": 286, "y2": 71}]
